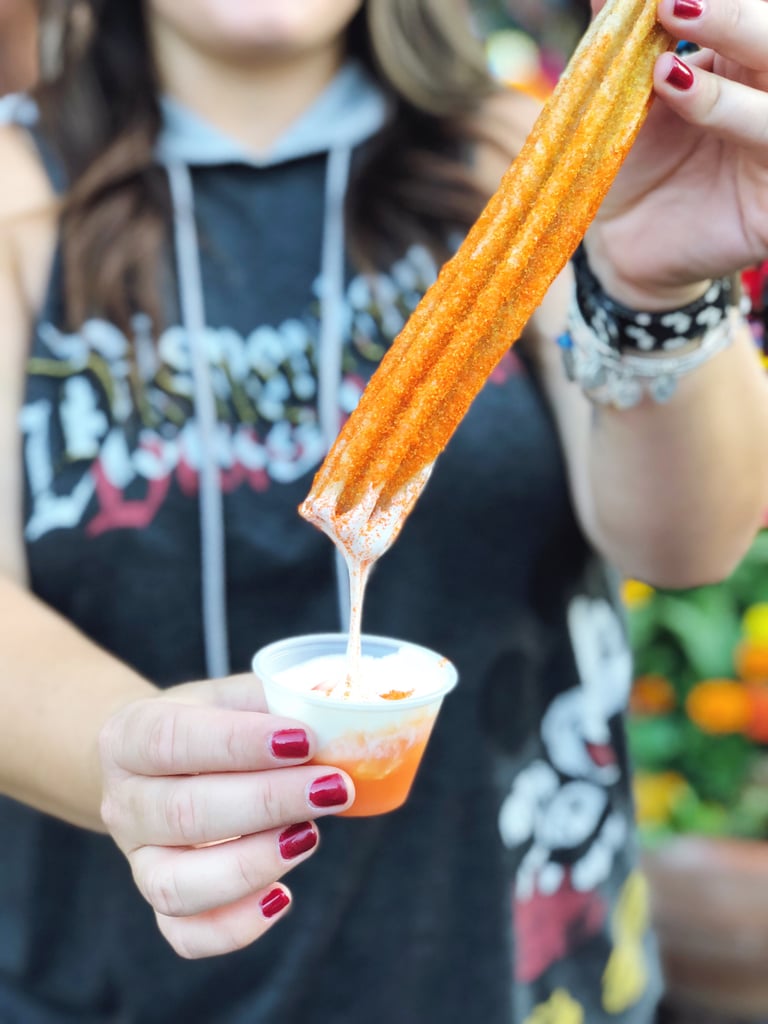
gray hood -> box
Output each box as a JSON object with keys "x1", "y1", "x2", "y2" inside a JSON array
[{"x1": 156, "y1": 59, "x2": 390, "y2": 168}]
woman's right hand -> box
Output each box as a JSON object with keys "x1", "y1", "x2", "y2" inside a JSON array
[{"x1": 97, "y1": 675, "x2": 355, "y2": 959}]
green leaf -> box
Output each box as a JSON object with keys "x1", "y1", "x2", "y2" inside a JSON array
[
  {"x1": 651, "y1": 588, "x2": 741, "y2": 679},
  {"x1": 726, "y1": 785, "x2": 768, "y2": 839},
  {"x1": 671, "y1": 789, "x2": 730, "y2": 836},
  {"x1": 626, "y1": 716, "x2": 684, "y2": 771},
  {"x1": 677, "y1": 727, "x2": 753, "y2": 804}
]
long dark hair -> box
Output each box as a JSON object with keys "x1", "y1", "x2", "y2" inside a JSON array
[{"x1": 34, "y1": 0, "x2": 501, "y2": 332}]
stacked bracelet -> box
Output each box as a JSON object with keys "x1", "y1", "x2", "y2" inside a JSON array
[{"x1": 560, "y1": 247, "x2": 745, "y2": 408}]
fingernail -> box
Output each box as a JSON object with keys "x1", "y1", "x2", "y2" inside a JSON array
[
  {"x1": 278, "y1": 821, "x2": 318, "y2": 860},
  {"x1": 270, "y1": 729, "x2": 309, "y2": 759},
  {"x1": 260, "y1": 886, "x2": 291, "y2": 919},
  {"x1": 666, "y1": 55, "x2": 694, "y2": 90},
  {"x1": 308, "y1": 773, "x2": 349, "y2": 808},
  {"x1": 673, "y1": 0, "x2": 703, "y2": 16}
]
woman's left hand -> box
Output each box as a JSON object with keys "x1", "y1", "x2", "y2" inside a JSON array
[{"x1": 587, "y1": 0, "x2": 768, "y2": 306}]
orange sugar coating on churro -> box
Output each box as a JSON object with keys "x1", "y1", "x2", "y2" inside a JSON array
[{"x1": 302, "y1": 0, "x2": 672, "y2": 540}]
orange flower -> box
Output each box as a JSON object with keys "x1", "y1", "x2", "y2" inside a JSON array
[
  {"x1": 629, "y1": 674, "x2": 677, "y2": 715},
  {"x1": 745, "y1": 684, "x2": 768, "y2": 743},
  {"x1": 735, "y1": 641, "x2": 768, "y2": 681},
  {"x1": 685, "y1": 679, "x2": 750, "y2": 735}
]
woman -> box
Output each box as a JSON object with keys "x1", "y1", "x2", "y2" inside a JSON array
[{"x1": 0, "y1": 0, "x2": 767, "y2": 1021}]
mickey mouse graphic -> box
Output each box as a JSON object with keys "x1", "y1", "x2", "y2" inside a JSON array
[{"x1": 498, "y1": 595, "x2": 634, "y2": 984}]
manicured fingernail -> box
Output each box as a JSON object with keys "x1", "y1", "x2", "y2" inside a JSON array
[
  {"x1": 260, "y1": 886, "x2": 291, "y2": 919},
  {"x1": 308, "y1": 773, "x2": 349, "y2": 808},
  {"x1": 674, "y1": 0, "x2": 703, "y2": 16},
  {"x1": 270, "y1": 729, "x2": 309, "y2": 759},
  {"x1": 279, "y1": 821, "x2": 318, "y2": 860},
  {"x1": 666, "y1": 55, "x2": 694, "y2": 90}
]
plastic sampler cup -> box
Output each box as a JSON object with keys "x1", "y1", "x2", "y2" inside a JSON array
[{"x1": 252, "y1": 633, "x2": 458, "y2": 817}]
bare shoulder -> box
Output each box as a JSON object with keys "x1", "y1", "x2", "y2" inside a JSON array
[
  {"x1": 469, "y1": 86, "x2": 543, "y2": 195},
  {"x1": 0, "y1": 122, "x2": 57, "y2": 585},
  {"x1": 0, "y1": 123, "x2": 58, "y2": 306},
  {"x1": 0, "y1": 122, "x2": 55, "y2": 215}
]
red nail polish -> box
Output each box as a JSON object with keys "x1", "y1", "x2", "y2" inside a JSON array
[
  {"x1": 270, "y1": 729, "x2": 309, "y2": 759},
  {"x1": 673, "y1": 0, "x2": 703, "y2": 17},
  {"x1": 278, "y1": 822, "x2": 318, "y2": 860},
  {"x1": 308, "y1": 773, "x2": 349, "y2": 808},
  {"x1": 666, "y1": 56, "x2": 694, "y2": 90},
  {"x1": 260, "y1": 887, "x2": 291, "y2": 919}
]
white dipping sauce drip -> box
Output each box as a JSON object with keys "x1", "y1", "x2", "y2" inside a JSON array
[{"x1": 300, "y1": 465, "x2": 434, "y2": 693}]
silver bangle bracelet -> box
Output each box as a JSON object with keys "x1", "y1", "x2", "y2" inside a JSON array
[{"x1": 560, "y1": 295, "x2": 744, "y2": 409}]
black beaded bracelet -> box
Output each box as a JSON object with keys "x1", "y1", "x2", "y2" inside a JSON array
[{"x1": 572, "y1": 245, "x2": 736, "y2": 354}]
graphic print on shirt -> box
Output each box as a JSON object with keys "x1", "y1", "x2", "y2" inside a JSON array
[
  {"x1": 522, "y1": 988, "x2": 585, "y2": 1024},
  {"x1": 519, "y1": 869, "x2": 652, "y2": 1022},
  {"x1": 498, "y1": 595, "x2": 648, "y2": 1012},
  {"x1": 21, "y1": 244, "x2": 523, "y2": 542}
]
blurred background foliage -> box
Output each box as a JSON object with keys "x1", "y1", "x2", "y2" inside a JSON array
[
  {"x1": 472, "y1": 0, "x2": 590, "y2": 95},
  {"x1": 626, "y1": 530, "x2": 768, "y2": 843}
]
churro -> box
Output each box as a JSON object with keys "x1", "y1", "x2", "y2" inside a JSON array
[{"x1": 301, "y1": 0, "x2": 673, "y2": 571}]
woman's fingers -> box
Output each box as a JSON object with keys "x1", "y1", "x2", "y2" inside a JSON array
[
  {"x1": 654, "y1": 0, "x2": 768, "y2": 146},
  {"x1": 130, "y1": 821, "x2": 319, "y2": 918},
  {"x1": 155, "y1": 885, "x2": 293, "y2": 960},
  {"x1": 653, "y1": 53, "x2": 768, "y2": 151},
  {"x1": 658, "y1": 0, "x2": 768, "y2": 74},
  {"x1": 100, "y1": 699, "x2": 314, "y2": 776},
  {"x1": 104, "y1": 766, "x2": 354, "y2": 849}
]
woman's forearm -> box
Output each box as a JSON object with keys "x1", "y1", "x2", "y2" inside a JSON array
[
  {"x1": 587, "y1": 326, "x2": 768, "y2": 587},
  {"x1": 0, "y1": 576, "x2": 157, "y2": 831},
  {"x1": 529, "y1": 267, "x2": 768, "y2": 589}
]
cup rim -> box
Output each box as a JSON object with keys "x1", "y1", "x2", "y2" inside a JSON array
[{"x1": 252, "y1": 632, "x2": 458, "y2": 712}]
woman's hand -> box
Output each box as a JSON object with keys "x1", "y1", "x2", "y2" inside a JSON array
[
  {"x1": 587, "y1": 0, "x2": 768, "y2": 306},
  {"x1": 98, "y1": 675, "x2": 354, "y2": 959}
]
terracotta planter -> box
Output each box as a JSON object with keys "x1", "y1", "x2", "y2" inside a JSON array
[{"x1": 642, "y1": 837, "x2": 768, "y2": 1020}]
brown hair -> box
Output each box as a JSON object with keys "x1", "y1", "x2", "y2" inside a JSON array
[{"x1": 34, "y1": 0, "x2": 501, "y2": 332}]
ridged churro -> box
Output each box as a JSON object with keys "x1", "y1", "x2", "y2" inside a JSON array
[{"x1": 301, "y1": 0, "x2": 673, "y2": 568}]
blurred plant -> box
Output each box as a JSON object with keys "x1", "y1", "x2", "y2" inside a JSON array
[
  {"x1": 472, "y1": 0, "x2": 589, "y2": 58},
  {"x1": 473, "y1": 0, "x2": 589, "y2": 96},
  {"x1": 626, "y1": 530, "x2": 768, "y2": 843}
]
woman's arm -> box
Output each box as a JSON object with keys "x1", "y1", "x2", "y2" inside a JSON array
[
  {"x1": 0, "y1": 126, "x2": 156, "y2": 829},
  {"x1": 527, "y1": 281, "x2": 768, "y2": 587},
  {"x1": 0, "y1": 578, "x2": 157, "y2": 830}
]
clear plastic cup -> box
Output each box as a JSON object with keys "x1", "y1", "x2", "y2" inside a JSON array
[{"x1": 252, "y1": 633, "x2": 458, "y2": 817}]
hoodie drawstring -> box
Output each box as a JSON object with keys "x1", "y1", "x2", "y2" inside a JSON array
[
  {"x1": 318, "y1": 146, "x2": 353, "y2": 632},
  {"x1": 166, "y1": 159, "x2": 230, "y2": 679},
  {"x1": 164, "y1": 147, "x2": 353, "y2": 677}
]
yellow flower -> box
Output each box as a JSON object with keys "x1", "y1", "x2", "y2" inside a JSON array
[
  {"x1": 633, "y1": 771, "x2": 688, "y2": 826},
  {"x1": 621, "y1": 579, "x2": 655, "y2": 608},
  {"x1": 742, "y1": 603, "x2": 768, "y2": 645}
]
